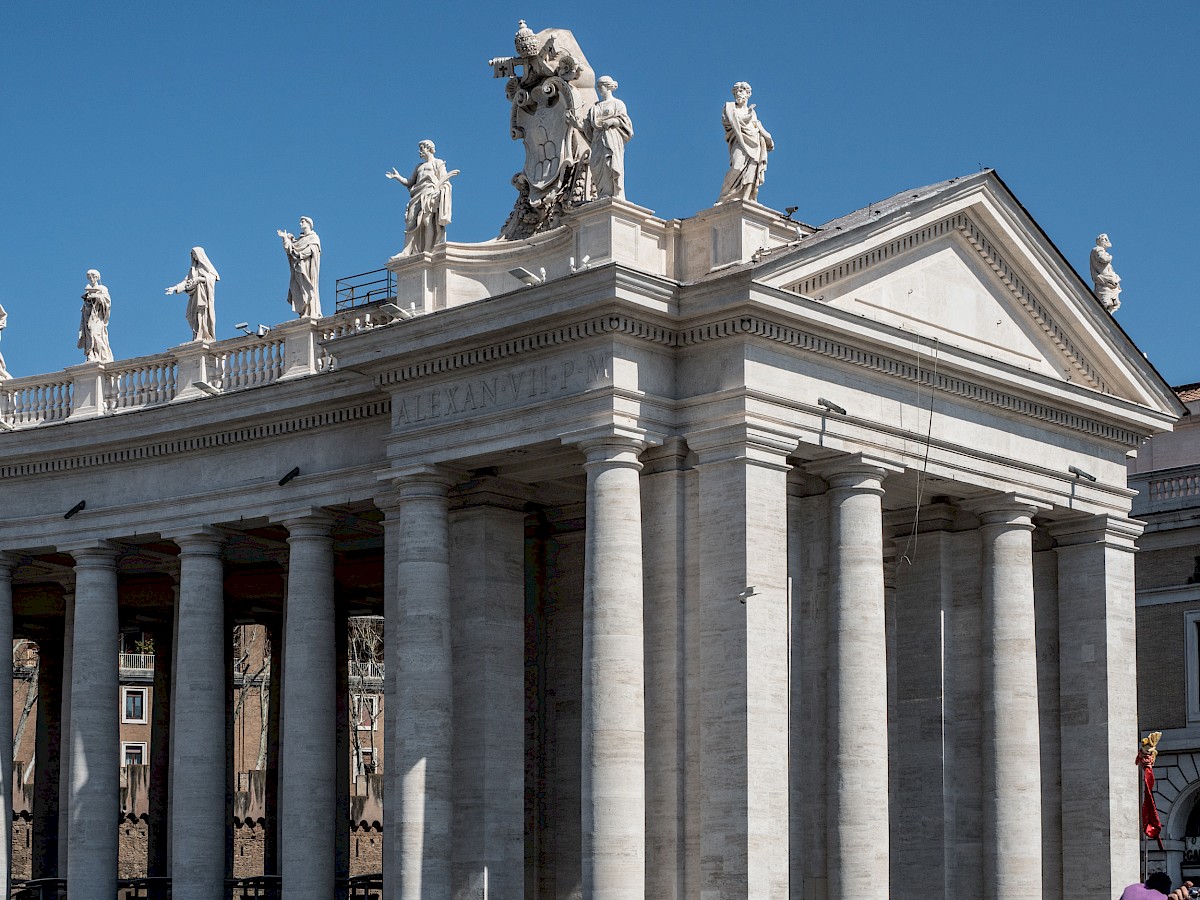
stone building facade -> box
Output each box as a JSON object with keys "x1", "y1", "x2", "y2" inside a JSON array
[
  {"x1": 0, "y1": 170, "x2": 1182, "y2": 899},
  {"x1": 1129, "y1": 383, "x2": 1200, "y2": 884}
]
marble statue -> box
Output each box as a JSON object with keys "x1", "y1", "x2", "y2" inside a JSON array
[
  {"x1": 0, "y1": 303, "x2": 10, "y2": 380},
  {"x1": 77, "y1": 269, "x2": 114, "y2": 363},
  {"x1": 278, "y1": 217, "x2": 322, "y2": 317},
  {"x1": 386, "y1": 141, "x2": 459, "y2": 256},
  {"x1": 165, "y1": 247, "x2": 220, "y2": 342},
  {"x1": 583, "y1": 75, "x2": 633, "y2": 201},
  {"x1": 1089, "y1": 233, "x2": 1122, "y2": 312},
  {"x1": 490, "y1": 20, "x2": 598, "y2": 239},
  {"x1": 717, "y1": 82, "x2": 774, "y2": 204}
]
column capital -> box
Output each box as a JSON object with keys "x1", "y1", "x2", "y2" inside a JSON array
[
  {"x1": 282, "y1": 509, "x2": 336, "y2": 540},
  {"x1": 167, "y1": 526, "x2": 226, "y2": 555},
  {"x1": 60, "y1": 540, "x2": 120, "y2": 566},
  {"x1": 963, "y1": 492, "x2": 1052, "y2": 529},
  {"x1": 808, "y1": 452, "x2": 903, "y2": 492},
  {"x1": 1047, "y1": 513, "x2": 1144, "y2": 551},
  {"x1": 384, "y1": 464, "x2": 455, "y2": 500},
  {"x1": 561, "y1": 424, "x2": 659, "y2": 458},
  {"x1": 685, "y1": 421, "x2": 798, "y2": 469}
]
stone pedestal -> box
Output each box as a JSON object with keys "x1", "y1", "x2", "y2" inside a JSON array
[
  {"x1": 171, "y1": 341, "x2": 217, "y2": 403},
  {"x1": 170, "y1": 530, "x2": 226, "y2": 900},
  {"x1": 64, "y1": 361, "x2": 107, "y2": 421},
  {"x1": 280, "y1": 513, "x2": 337, "y2": 900},
  {"x1": 65, "y1": 543, "x2": 120, "y2": 899}
]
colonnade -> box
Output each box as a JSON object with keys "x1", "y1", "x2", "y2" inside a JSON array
[{"x1": 0, "y1": 440, "x2": 1141, "y2": 899}]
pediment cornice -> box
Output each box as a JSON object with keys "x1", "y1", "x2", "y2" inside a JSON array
[{"x1": 778, "y1": 210, "x2": 1108, "y2": 393}]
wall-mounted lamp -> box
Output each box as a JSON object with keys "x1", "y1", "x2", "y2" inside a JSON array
[
  {"x1": 64, "y1": 500, "x2": 86, "y2": 520},
  {"x1": 509, "y1": 266, "x2": 545, "y2": 286},
  {"x1": 278, "y1": 466, "x2": 300, "y2": 486},
  {"x1": 1068, "y1": 465, "x2": 1097, "y2": 483},
  {"x1": 817, "y1": 397, "x2": 847, "y2": 416}
]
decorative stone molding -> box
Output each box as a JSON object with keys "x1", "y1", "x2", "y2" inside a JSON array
[{"x1": 783, "y1": 211, "x2": 1107, "y2": 393}]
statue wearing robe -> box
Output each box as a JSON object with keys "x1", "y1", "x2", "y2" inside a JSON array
[
  {"x1": 583, "y1": 77, "x2": 633, "y2": 201},
  {"x1": 281, "y1": 219, "x2": 322, "y2": 317},
  {"x1": 0, "y1": 303, "x2": 10, "y2": 380},
  {"x1": 718, "y1": 82, "x2": 774, "y2": 204},
  {"x1": 165, "y1": 246, "x2": 220, "y2": 342},
  {"x1": 78, "y1": 270, "x2": 114, "y2": 363}
]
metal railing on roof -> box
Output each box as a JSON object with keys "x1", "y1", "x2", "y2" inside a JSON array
[{"x1": 335, "y1": 268, "x2": 396, "y2": 312}]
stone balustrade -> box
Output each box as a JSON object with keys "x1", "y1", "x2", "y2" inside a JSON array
[
  {"x1": 0, "y1": 306, "x2": 402, "y2": 431},
  {"x1": 1131, "y1": 465, "x2": 1200, "y2": 514}
]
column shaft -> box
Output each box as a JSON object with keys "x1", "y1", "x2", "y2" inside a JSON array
[
  {"x1": 147, "y1": 615, "x2": 175, "y2": 878},
  {"x1": 977, "y1": 500, "x2": 1042, "y2": 899},
  {"x1": 580, "y1": 439, "x2": 646, "y2": 900},
  {"x1": 694, "y1": 444, "x2": 790, "y2": 899},
  {"x1": 1053, "y1": 516, "x2": 1142, "y2": 895},
  {"x1": 449, "y1": 500, "x2": 526, "y2": 899},
  {"x1": 280, "y1": 515, "x2": 337, "y2": 900},
  {"x1": 170, "y1": 532, "x2": 227, "y2": 900},
  {"x1": 823, "y1": 461, "x2": 891, "y2": 896},
  {"x1": 0, "y1": 556, "x2": 15, "y2": 897},
  {"x1": 66, "y1": 545, "x2": 120, "y2": 899},
  {"x1": 31, "y1": 625, "x2": 63, "y2": 879},
  {"x1": 388, "y1": 473, "x2": 453, "y2": 900}
]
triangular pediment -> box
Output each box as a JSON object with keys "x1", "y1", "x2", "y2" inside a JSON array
[{"x1": 756, "y1": 173, "x2": 1181, "y2": 418}]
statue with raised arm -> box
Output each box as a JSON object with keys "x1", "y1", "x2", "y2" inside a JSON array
[
  {"x1": 386, "y1": 141, "x2": 459, "y2": 256},
  {"x1": 583, "y1": 75, "x2": 633, "y2": 201},
  {"x1": 1090, "y1": 233, "x2": 1122, "y2": 312},
  {"x1": 0, "y1": 303, "x2": 10, "y2": 380},
  {"x1": 717, "y1": 82, "x2": 774, "y2": 204},
  {"x1": 164, "y1": 247, "x2": 220, "y2": 341},
  {"x1": 490, "y1": 20, "x2": 598, "y2": 238},
  {"x1": 278, "y1": 217, "x2": 322, "y2": 317},
  {"x1": 78, "y1": 269, "x2": 114, "y2": 363}
]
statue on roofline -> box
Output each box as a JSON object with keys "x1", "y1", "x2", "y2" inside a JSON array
[
  {"x1": 717, "y1": 81, "x2": 774, "y2": 204},
  {"x1": 164, "y1": 246, "x2": 220, "y2": 342},
  {"x1": 489, "y1": 20, "x2": 598, "y2": 239},
  {"x1": 583, "y1": 75, "x2": 633, "y2": 201},
  {"x1": 1090, "y1": 233, "x2": 1122, "y2": 313},
  {"x1": 278, "y1": 216, "x2": 322, "y2": 318},
  {"x1": 0, "y1": 302, "x2": 10, "y2": 380},
  {"x1": 386, "y1": 141, "x2": 458, "y2": 257},
  {"x1": 78, "y1": 269, "x2": 114, "y2": 363}
]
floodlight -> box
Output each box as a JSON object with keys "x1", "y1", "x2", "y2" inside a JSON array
[
  {"x1": 195, "y1": 381, "x2": 221, "y2": 396},
  {"x1": 1068, "y1": 465, "x2": 1097, "y2": 483},
  {"x1": 380, "y1": 302, "x2": 414, "y2": 321},
  {"x1": 509, "y1": 266, "x2": 544, "y2": 286},
  {"x1": 278, "y1": 466, "x2": 300, "y2": 486},
  {"x1": 64, "y1": 500, "x2": 86, "y2": 520},
  {"x1": 255, "y1": 324, "x2": 271, "y2": 337},
  {"x1": 0, "y1": 420, "x2": 13, "y2": 432},
  {"x1": 817, "y1": 397, "x2": 847, "y2": 416},
  {"x1": 235, "y1": 322, "x2": 252, "y2": 336}
]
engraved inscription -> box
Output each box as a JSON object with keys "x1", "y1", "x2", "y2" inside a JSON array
[{"x1": 394, "y1": 352, "x2": 611, "y2": 426}]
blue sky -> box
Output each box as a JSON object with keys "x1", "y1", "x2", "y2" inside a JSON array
[{"x1": 2, "y1": 2, "x2": 1197, "y2": 385}]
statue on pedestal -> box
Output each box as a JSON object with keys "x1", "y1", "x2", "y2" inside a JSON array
[
  {"x1": 165, "y1": 247, "x2": 220, "y2": 342},
  {"x1": 78, "y1": 269, "x2": 114, "y2": 363},
  {"x1": 0, "y1": 303, "x2": 10, "y2": 380},
  {"x1": 1090, "y1": 233, "x2": 1122, "y2": 312},
  {"x1": 278, "y1": 217, "x2": 322, "y2": 317},
  {"x1": 489, "y1": 20, "x2": 598, "y2": 239},
  {"x1": 583, "y1": 76, "x2": 633, "y2": 201},
  {"x1": 386, "y1": 141, "x2": 458, "y2": 256},
  {"x1": 717, "y1": 82, "x2": 774, "y2": 204}
]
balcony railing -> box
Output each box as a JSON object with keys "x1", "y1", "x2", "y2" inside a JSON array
[
  {"x1": 335, "y1": 269, "x2": 395, "y2": 312},
  {"x1": 0, "y1": 303, "x2": 413, "y2": 432},
  {"x1": 1131, "y1": 463, "x2": 1200, "y2": 515},
  {"x1": 119, "y1": 652, "x2": 155, "y2": 673}
]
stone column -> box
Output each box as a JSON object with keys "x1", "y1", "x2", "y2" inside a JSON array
[
  {"x1": 387, "y1": 468, "x2": 454, "y2": 900},
  {"x1": 147, "y1": 604, "x2": 176, "y2": 879},
  {"x1": 449, "y1": 491, "x2": 526, "y2": 900},
  {"x1": 169, "y1": 530, "x2": 227, "y2": 900},
  {"x1": 690, "y1": 425, "x2": 794, "y2": 900},
  {"x1": 969, "y1": 495, "x2": 1046, "y2": 900},
  {"x1": 1051, "y1": 514, "x2": 1143, "y2": 896},
  {"x1": 31, "y1": 612, "x2": 64, "y2": 880},
  {"x1": 280, "y1": 513, "x2": 338, "y2": 900},
  {"x1": 811, "y1": 454, "x2": 900, "y2": 898},
  {"x1": 65, "y1": 543, "x2": 120, "y2": 899},
  {"x1": 0, "y1": 554, "x2": 15, "y2": 897}
]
